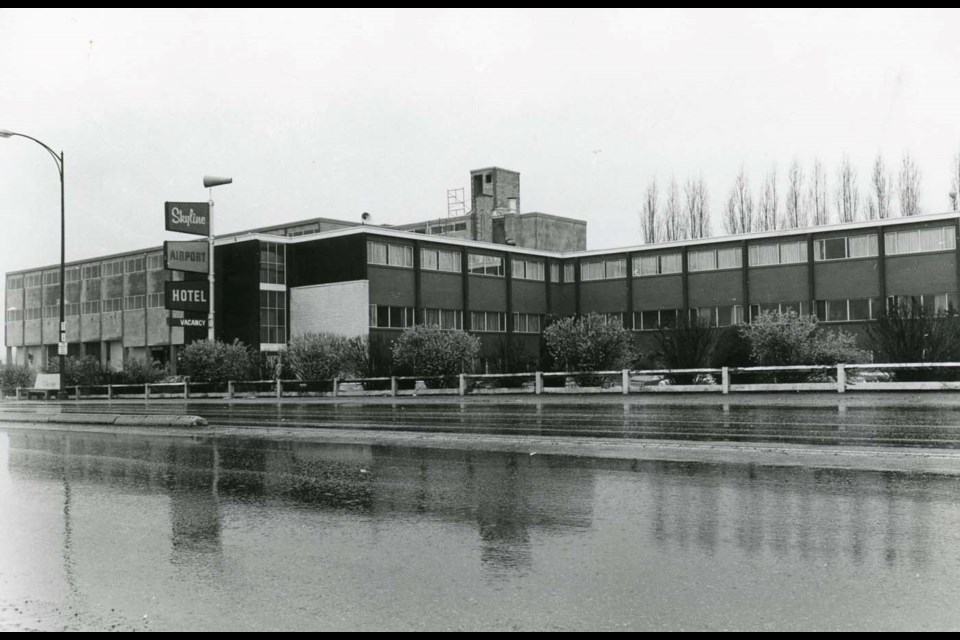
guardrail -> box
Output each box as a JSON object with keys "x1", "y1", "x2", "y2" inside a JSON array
[{"x1": 11, "y1": 362, "x2": 960, "y2": 400}]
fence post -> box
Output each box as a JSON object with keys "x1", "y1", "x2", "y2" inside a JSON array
[
  {"x1": 535, "y1": 371, "x2": 543, "y2": 395},
  {"x1": 458, "y1": 374, "x2": 466, "y2": 396},
  {"x1": 16, "y1": 387, "x2": 21, "y2": 401},
  {"x1": 227, "y1": 381, "x2": 234, "y2": 400},
  {"x1": 184, "y1": 380, "x2": 189, "y2": 400},
  {"x1": 75, "y1": 385, "x2": 81, "y2": 400},
  {"x1": 333, "y1": 378, "x2": 339, "y2": 398},
  {"x1": 144, "y1": 383, "x2": 150, "y2": 401},
  {"x1": 837, "y1": 363, "x2": 846, "y2": 394},
  {"x1": 276, "y1": 378, "x2": 282, "y2": 399},
  {"x1": 390, "y1": 376, "x2": 398, "y2": 397},
  {"x1": 107, "y1": 384, "x2": 113, "y2": 401},
  {"x1": 622, "y1": 369, "x2": 630, "y2": 395},
  {"x1": 722, "y1": 367, "x2": 730, "y2": 395}
]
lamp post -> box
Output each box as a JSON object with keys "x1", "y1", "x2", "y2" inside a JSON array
[
  {"x1": 202, "y1": 175, "x2": 232, "y2": 342},
  {"x1": 0, "y1": 129, "x2": 67, "y2": 399}
]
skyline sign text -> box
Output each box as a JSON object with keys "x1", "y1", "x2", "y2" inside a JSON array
[{"x1": 164, "y1": 202, "x2": 210, "y2": 236}]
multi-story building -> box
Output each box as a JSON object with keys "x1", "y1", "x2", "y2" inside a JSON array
[{"x1": 5, "y1": 167, "x2": 959, "y2": 371}]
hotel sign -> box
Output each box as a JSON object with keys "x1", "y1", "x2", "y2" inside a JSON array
[
  {"x1": 164, "y1": 281, "x2": 209, "y2": 312},
  {"x1": 164, "y1": 240, "x2": 209, "y2": 273},
  {"x1": 164, "y1": 202, "x2": 210, "y2": 236}
]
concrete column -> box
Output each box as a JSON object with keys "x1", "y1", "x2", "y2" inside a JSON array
[
  {"x1": 535, "y1": 371, "x2": 543, "y2": 395},
  {"x1": 458, "y1": 373, "x2": 466, "y2": 396},
  {"x1": 722, "y1": 367, "x2": 730, "y2": 394},
  {"x1": 184, "y1": 380, "x2": 189, "y2": 399},
  {"x1": 227, "y1": 381, "x2": 234, "y2": 399},
  {"x1": 332, "y1": 378, "x2": 339, "y2": 398},
  {"x1": 276, "y1": 379, "x2": 282, "y2": 399},
  {"x1": 622, "y1": 369, "x2": 630, "y2": 395},
  {"x1": 107, "y1": 384, "x2": 113, "y2": 400},
  {"x1": 144, "y1": 383, "x2": 150, "y2": 401},
  {"x1": 390, "y1": 376, "x2": 398, "y2": 397},
  {"x1": 837, "y1": 363, "x2": 846, "y2": 393}
]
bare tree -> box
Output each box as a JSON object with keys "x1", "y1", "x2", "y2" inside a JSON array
[
  {"x1": 835, "y1": 155, "x2": 860, "y2": 223},
  {"x1": 808, "y1": 158, "x2": 830, "y2": 226},
  {"x1": 869, "y1": 154, "x2": 893, "y2": 220},
  {"x1": 757, "y1": 167, "x2": 778, "y2": 231},
  {"x1": 950, "y1": 151, "x2": 960, "y2": 211},
  {"x1": 723, "y1": 167, "x2": 754, "y2": 235},
  {"x1": 684, "y1": 176, "x2": 710, "y2": 239},
  {"x1": 783, "y1": 158, "x2": 806, "y2": 229},
  {"x1": 662, "y1": 177, "x2": 685, "y2": 241},
  {"x1": 641, "y1": 178, "x2": 660, "y2": 244},
  {"x1": 899, "y1": 153, "x2": 922, "y2": 216}
]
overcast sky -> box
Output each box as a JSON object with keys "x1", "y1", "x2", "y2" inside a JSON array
[{"x1": 3, "y1": 9, "x2": 960, "y2": 287}]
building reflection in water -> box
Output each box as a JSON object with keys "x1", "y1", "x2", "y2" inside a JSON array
[{"x1": 4, "y1": 429, "x2": 953, "y2": 585}]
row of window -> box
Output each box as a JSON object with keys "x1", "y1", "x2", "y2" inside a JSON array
[
  {"x1": 8, "y1": 256, "x2": 166, "y2": 291},
  {"x1": 369, "y1": 305, "x2": 544, "y2": 333},
  {"x1": 260, "y1": 290, "x2": 287, "y2": 345}
]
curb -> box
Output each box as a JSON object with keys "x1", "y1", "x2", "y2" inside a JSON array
[{"x1": 0, "y1": 413, "x2": 208, "y2": 427}]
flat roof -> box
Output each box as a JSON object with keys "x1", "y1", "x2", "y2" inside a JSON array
[{"x1": 7, "y1": 210, "x2": 960, "y2": 275}]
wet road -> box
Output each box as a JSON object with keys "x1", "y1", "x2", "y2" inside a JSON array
[
  {"x1": 6, "y1": 396, "x2": 960, "y2": 448},
  {"x1": 2, "y1": 428, "x2": 959, "y2": 631}
]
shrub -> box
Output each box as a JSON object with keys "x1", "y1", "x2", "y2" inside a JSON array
[
  {"x1": 1, "y1": 364, "x2": 35, "y2": 396},
  {"x1": 44, "y1": 355, "x2": 105, "y2": 385},
  {"x1": 391, "y1": 325, "x2": 480, "y2": 384},
  {"x1": 652, "y1": 317, "x2": 718, "y2": 383},
  {"x1": 179, "y1": 339, "x2": 254, "y2": 383},
  {"x1": 542, "y1": 313, "x2": 634, "y2": 373},
  {"x1": 114, "y1": 357, "x2": 167, "y2": 385},
  {"x1": 739, "y1": 310, "x2": 867, "y2": 381},
  {"x1": 286, "y1": 333, "x2": 368, "y2": 381},
  {"x1": 867, "y1": 304, "x2": 960, "y2": 381}
]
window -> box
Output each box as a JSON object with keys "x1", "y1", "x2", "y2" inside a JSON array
[
  {"x1": 260, "y1": 242, "x2": 286, "y2": 284},
  {"x1": 688, "y1": 247, "x2": 743, "y2": 272},
  {"x1": 65, "y1": 303, "x2": 80, "y2": 316},
  {"x1": 632, "y1": 309, "x2": 680, "y2": 331},
  {"x1": 485, "y1": 173, "x2": 492, "y2": 184},
  {"x1": 25, "y1": 308, "x2": 42, "y2": 320},
  {"x1": 82, "y1": 265, "x2": 100, "y2": 280},
  {"x1": 749, "y1": 241, "x2": 807, "y2": 266},
  {"x1": 471, "y1": 311, "x2": 506, "y2": 332},
  {"x1": 147, "y1": 293, "x2": 164, "y2": 308},
  {"x1": 286, "y1": 223, "x2": 319, "y2": 237},
  {"x1": 147, "y1": 253, "x2": 164, "y2": 270},
  {"x1": 689, "y1": 305, "x2": 744, "y2": 327},
  {"x1": 885, "y1": 226, "x2": 956, "y2": 256},
  {"x1": 124, "y1": 257, "x2": 145, "y2": 273},
  {"x1": 81, "y1": 301, "x2": 101, "y2": 315},
  {"x1": 369, "y1": 305, "x2": 415, "y2": 329},
  {"x1": 260, "y1": 290, "x2": 287, "y2": 344},
  {"x1": 581, "y1": 258, "x2": 626, "y2": 281},
  {"x1": 815, "y1": 298, "x2": 881, "y2": 322},
  {"x1": 512, "y1": 258, "x2": 545, "y2": 281},
  {"x1": 5, "y1": 309, "x2": 22, "y2": 322},
  {"x1": 65, "y1": 267, "x2": 80, "y2": 283},
  {"x1": 6, "y1": 275, "x2": 23, "y2": 290},
  {"x1": 886, "y1": 293, "x2": 959, "y2": 316},
  {"x1": 42, "y1": 271, "x2": 59, "y2": 286},
  {"x1": 124, "y1": 295, "x2": 145, "y2": 310},
  {"x1": 42, "y1": 305, "x2": 59, "y2": 318},
  {"x1": 563, "y1": 263, "x2": 575, "y2": 283},
  {"x1": 467, "y1": 254, "x2": 504, "y2": 276},
  {"x1": 814, "y1": 234, "x2": 879, "y2": 261},
  {"x1": 367, "y1": 241, "x2": 413, "y2": 268},
  {"x1": 102, "y1": 260, "x2": 123, "y2": 277},
  {"x1": 550, "y1": 264, "x2": 560, "y2": 283},
  {"x1": 749, "y1": 302, "x2": 808, "y2": 322},
  {"x1": 634, "y1": 252, "x2": 682, "y2": 276},
  {"x1": 102, "y1": 298, "x2": 123, "y2": 313},
  {"x1": 423, "y1": 308, "x2": 463, "y2": 330},
  {"x1": 421, "y1": 248, "x2": 461, "y2": 273},
  {"x1": 513, "y1": 312, "x2": 542, "y2": 334},
  {"x1": 24, "y1": 273, "x2": 42, "y2": 288}
]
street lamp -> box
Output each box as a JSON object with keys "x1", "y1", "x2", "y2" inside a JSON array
[
  {"x1": 202, "y1": 175, "x2": 232, "y2": 342},
  {"x1": 0, "y1": 129, "x2": 67, "y2": 399}
]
